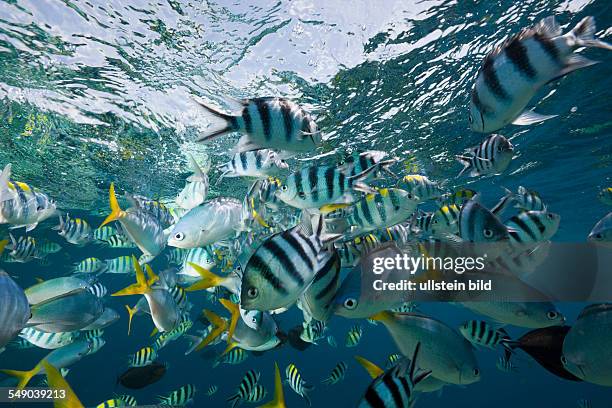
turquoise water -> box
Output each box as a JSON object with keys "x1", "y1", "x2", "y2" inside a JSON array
[{"x1": 0, "y1": 0, "x2": 611, "y2": 407}]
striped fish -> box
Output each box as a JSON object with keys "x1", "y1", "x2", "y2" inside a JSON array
[
  {"x1": 335, "y1": 234, "x2": 378, "y2": 267},
  {"x1": 357, "y1": 343, "x2": 431, "y2": 408},
  {"x1": 88, "y1": 282, "x2": 107, "y2": 298},
  {"x1": 399, "y1": 175, "x2": 443, "y2": 201},
  {"x1": 459, "y1": 320, "x2": 512, "y2": 351},
  {"x1": 470, "y1": 16, "x2": 612, "y2": 133},
  {"x1": 196, "y1": 97, "x2": 321, "y2": 154},
  {"x1": 496, "y1": 355, "x2": 517, "y2": 373},
  {"x1": 53, "y1": 214, "x2": 92, "y2": 246},
  {"x1": 300, "y1": 320, "x2": 327, "y2": 344},
  {"x1": 439, "y1": 188, "x2": 477, "y2": 206},
  {"x1": 74, "y1": 257, "x2": 106, "y2": 274},
  {"x1": 165, "y1": 248, "x2": 188, "y2": 265},
  {"x1": 131, "y1": 195, "x2": 175, "y2": 229},
  {"x1": 598, "y1": 187, "x2": 612, "y2": 206},
  {"x1": 299, "y1": 249, "x2": 341, "y2": 322},
  {"x1": 277, "y1": 164, "x2": 379, "y2": 210},
  {"x1": 8, "y1": 337, "x2": 36, "y2": 349},
  {"x1": 457, "y1": 134, "x2": 514, "y2": 177},
  {"x1": 38, "y1": 241, "x2": 62, "y2": 255},
  {"x1": 492, "y1": 186, "x2": 547, "y2": 215},
  {"x1": 105, "y1": 256, "x2": 136, "y2": 274},
  {"x1": 377, "y1": 224, "x2": 411, "y2": 245},
  {"x1": 240, "y1": 214, "x2": 341, "y2": 311},
  {"x1": 227, "y1": 369, "x2": 260, "y2": 408},
  {"x1": 430, "y1": 204, "x2": 461, "y2": 236},
  {"x1": 257, "y1": 177, "x2": 283, "y2": 210},
  {"x1": 285, "y1": 363, "x2": 314, "y2": 406},
  {"x1": 213, "y1": 347, "x2": 248, "y2": 367},
  {"x1": 386, "y1": 354, "x2": 402, "y2": 368},
  {"x1": 338, "y1": 151, "x2": 397, "y2": 180},
  {"x1": 409, "y1": 209, "x2": 434, "y2": 236},
  {"x1": 157, "y1": 384, "x2": 196, "y2": 406},
  {"x1": 128, "y1": 346, "x2": 157, "y2": 367},
  {"x1": 81, "y1": 329, "x2": 104, "y2": 340},
  {"x1": 206, "y1": 385, "x2": 218, "y2": 396},
  {"x1": 95, "y1": 398, "x2": 125, "y2": 408},
  {"x1": 117, "y1": 395, "x2": 137, "y2": 406},
  {"x1": 506, "y1": 210, "x2": 560, "y2": 248},
  {"x1": 7, "y1": 234, "x2": 40, "y2": 263},
  {"x1": 93, "y1": 226, "x2": 116, "y2": 241},
  {"x1": 103, "y1": 234, "x2": 136, "y2": 249},
  {"x1": 345, "y1": 325, "x2": 363, "y2": 347},
  {"x1": 176, "y1": 154, "x2": 210, "y2": 211},
  {"x1": 218, "y1": 149, "x2": 288, "y2": 181},
  {"x1": 244, "y1": 384, "x2": 267, "y2": 403},
  {"x1": 322, "y1": 362, "x2": 347, "y2": 385},
  {"x1": 18, "y1": 328, "x2": 77, "y2": 349},
  {"x1": 458, "y1": 200, "x2": 510, "y2": 245},
  {"x1": 180, "y1": 247, "x2": 216, "y2": 278},
  {"x1": 154, "y1": 319, "x2": 193, "y2": 350}
]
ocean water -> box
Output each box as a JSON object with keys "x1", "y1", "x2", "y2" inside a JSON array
[{"x1": 0, "y1": 0, "x2": 611, "y2": 407}]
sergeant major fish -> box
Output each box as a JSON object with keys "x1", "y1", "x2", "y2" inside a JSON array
[{"x1": 457, "y1": 134, "x2": 514, "y2": 177}]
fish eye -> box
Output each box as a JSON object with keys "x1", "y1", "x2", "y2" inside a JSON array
[
  {"x1": 246, "y1": 287, "x2": 259, "y2": 299},
  {"x1": 281, "y1": 185, "x2": 288, "y2": 192},
  {"x1": 497, "y1": 146, "x2": 502, "y2": 152},
  {"x1": 298, "y1": 192, "x2": 306, "y2": 199},
  {"x1": 473, "y1": 368, "x2": 480, "y2": 377},
  {"x1": 595, "y1": 233, "x2": 603, "y2": 239},
  {"x1": 483, "y1": 229, "x2": 493, "y2": 238},
  {"x1": 546, "y1": 213, "x2": 555, "y2": 220},
  {"x1": 174, "y1": 232, "x2": 185, "y2": 241},
  {"x1": 547, "y1": 311, "x2": 558, "y2": 320},
  {"x1": 343, "y1": 298, "x2": 357, "y2": 310},
  {"x1": 561, "y1": 356, "x2": 568, "y2": 365}
]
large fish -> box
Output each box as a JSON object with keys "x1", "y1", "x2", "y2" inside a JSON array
[
  {"x1": 0, "y1": 268, "x2": 30, "y2": 349},
  {"x1": 469, "y1": 16, "x2": 612, "y2": 133},
  {"x1": 229, "y1": 308, "x2": 281, "y2": 352},
  {"x1": 25, "y1": 276, "x2": 93, "y2": 305},
  {"x1": 460, "y1": 301, "x2": 564, "y2": 328},
  {"x1": 28, "y1": 289, "x2": 104, "y2": 333},
  {"x1": 588, "y1": 212, "x2": 612, "y2": 247}
]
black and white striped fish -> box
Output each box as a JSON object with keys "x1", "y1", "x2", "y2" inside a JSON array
[
  {"x1": 53, "y1": 214, "x2": 92, "y2": 246},
  {"x1": 227, "y1": 369, "x2": 260, "y2": 408},
  {"x1": 88, "y1": 282, "x2": 107, "y2": 298},
  {"x1": 322, "y1": 362, "x2": 347, "y2": 385},
  {"x1": 299, "y1": 249, "x2": 341, "y2": 322},
  {"x1": 458, "y1": 200, "x2": 510, "y2": 244},
  {"x1": 102, "y1": 234, "x2": 136, "y2": 249},
  {"x1": 7, "y1": 234, "x2": 40, "y2": 263},
  {"x1": 196, "y1": 97, "x2": 321, "y2": 154},
  {"x1": 157, "y1": 384, "x2": 196, "y2": 406},
  {"x1": 409, "y1": 209, "x2": 434, "y2": 236},
  {"x1": 18, "y1": 328, "x2": 77, "y2": 349},
  {"x1": 286, "y1": 363, "x2": 314, "y2": 406},
  {"x1": 206, "y1": 385, "x2": 218, "y2": 396},
  {"x1": 470, "y1": 16, "x2": 612, "y2": 133},
  {"x1": 357, "y1": 343, "x2": 431, "y2": 408},
  {"x1": 459, "y1": 320, "x2": 513, "y2": 351},
  {"x1": 506, "y1": 210, "x2": 560, "y2": 248},
  {"x1": 496, "y1": 355, "x2": 517, "y2": 373},
  {"x1": 338, "y1": 151, "x2": 397, "y2": 180},
  {"x1": 457, "y1": 134, "x2": 514, "y2": 177},
  {"x1": 218, "y1": 149, "x2": 288, "y2": 182},
  {"x1": 345, "y1": 325, "x2": 363, "y2": 347},
  {"x1": 430, "y1": 204, "x2": 461, "y2": 237},
  {"x1": 244, "y1": 384, "x2": 267, "y2": 403},
  {"x1": 131, "y1": 195, "x2": 175, "y2": 229},
  {"x1": 399, "y1": 175, "x2": 444, "y2": 201},
  {"x1": 335, "y1": 234, "x2": 379, "y2": 267},
  {"x1": 299, "y1": 319, "x2": 327, "y2": 344},
  {"x1": 492, "y1": 186, "x2": 547, "y2": 216},
  {"x1": 377, "y1": 224, "x2": 412, "y2": 245},
  {"x1": 74, "y1": 257, "x2": 106, "y2": 274},
  {"x1": 128, "y1": 346, "x2": 157, "y2": 367}
]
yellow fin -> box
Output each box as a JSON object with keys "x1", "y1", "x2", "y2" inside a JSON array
[
  {"x1": 354, "y1": 356, "x2": 384, "y2": 379},
  {"x1": 35, "y1": 277, "x2": 45, "y2": 283},
  {"x1": 144, "y1": 264, "x2": 159, "y2": 286},
  {"x1": 0, "y1": 239, "x2": 7, "y2": 257},
  {"x1": 195, "y1": 310, "x2": 228, "y2": 351},
  {"x1": 257, "y1": 362, "x2": 285, "y2": 408},
  {"x1": 111, "y1": 256, "x2": 151, "y2": 296},
  {"x1": 100, "y1": 183, "x2": 123, "y2": 228},
  {"x1": 184, "y1": 263, "x2": 225, "y2": 292},
  {"x1": 219, "y1": 299, "x2": 240, "y2": 345},
  {"x1": 41, "y1": 360, "x2": 84, "y2": 408},
  {"x1": 221, "y1": 341, "x2": 239, "y2": 356},
  {"x1": 319, "y1": 203, "x2": 350, "y2": 214},
  {"x1": 369, "y1": 310, "x2": 393, "y2": 323},
  {"x1": 0, "y1": 358, "x2": 45, "y2": 389},
  {"x1": 125, "y1": 305, "x2": 138, "y2": 336},
  {"x1": 149, "y1": 327, "x2": 159, "y2": 337}
]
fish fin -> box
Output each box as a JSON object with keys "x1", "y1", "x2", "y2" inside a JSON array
[
  {"x1": 368, "y1": 310, "x2": 393, "y2": 323},
  {"x1": 100, "y1": 183, "x2": 124, "y2": 228},
  {"x1": 184, "y1": 263, "x2": 226, "y2": 292},
  {"x1": 111, "y1": 256, "x2": 151, "y2": 296},
  {"x1": 319, "y1": 203, "x2": 351, "y2": 215},
  {"x1": 250, "y1": 198, "x2": 270, "y2": 228},
  {"x1": 0, "y1": 359, "x2": 44, "y2": 389},
  {"x1": 149, "y1": 327, "x2": 159, "y2": 337},
  {"x1": 354, "y1": 356, "x2": 384, "y2": 379},
  {"x1": 0, "y1": 239, "x2": 7, "y2": 257},
  {"x1": 194, "y1": 99, "x2": 237, "y2": 142},
  {"x1": 511, "y1": 110, "x2": 557, "y2": 126},
  {"x1": 41, "y1": 360, "x2": 84, "y2": 408},
  {"x1": 311, "y1": 213, "x2": 343, "y2": 245},
  {"x1": 125, "y1": 305, "x2": 137, "y2": 336},
  {"x1": 219, "y1": 299, "x2": 240, "y2": 345},
  {"x1": 551, "y1": 54, "x2": 599, "y2": 82},
  {"x1": 409, "y1": 342, "x2": 431, "y2": 385},
  {"x1": 351, "y1": 181, "x2": 377, "y2": 195},
  {"x1": 195, "y1": 310, "x2": 228, "y2": 351},
  {"x1": 455, "y1": 155, "x2": 472, "y2": 177},
  {"x1": 233, "y1": 135, "x2": 262, "y2": 154},
  {"x1": 571, "y1": 16, "x2": 612, "y2": 50},
  {"x1": 144, "y1": 265, "x2": 159, "y2": 286},
  {"x1": 226, "y1": 392, "x2": 242, "y2": 408},
  {"x1": 0, "y1": 164, "x2": 15, "y2": 202},
  {"x1": 257, "y1": 362, "x2": 286, "y2": 408},
  {"x1": 323, "y1": 217, "x2": 350, "y2": 235},
  {"x1": 186, "y1": 154, "x2": 207, "y2": 181},
  {"x1": 535, "y1": 16, "x2": 562, "y2": 37},
  {"x1": 25, "y1": 223, "x2": 38, "y2": 233}
]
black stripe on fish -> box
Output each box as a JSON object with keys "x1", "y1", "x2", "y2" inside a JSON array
[
  {"x1": 324, "y1": 167, "x2": 335, "y2": 200},
  {"x1": 249, "y1": 254, "x2": 287, "y2": 294},
  {"x1": 528, "y1": 212, "x2": 546, "y2": 235},
  {"x1": 383, "y1": 374, "x2": 404, "y2": 407},
  {"x1": 242, "y1": 105, "x2": 253, "y2": 134},
  {"x1": 482, "y1": 56, "x2": 510, "y2": 100},
  {"x1": 255, "y1": 151, "x2": 262, "y2": 170},
  {"x1": 263, "y1": 239, "x2": 304, "y2": 285},
  {"x1": 511, "y1": 216, "x2": 537, "y2": 241},
  {"x1": 283, "y1": 232, "x2": 314, "y2": 273},
  {"x1": 280, "y1": 99, "x2": 293, "y2": 142},
  {"x1": 240, "y1": 153, "x2": 248, "y2": 171},
  {"x1": 255, "y1": 99, "x2": 272, "y2": 141},
  {"x1": 338, "y1": 172, "x2": 346, "y2": 196},
  {"x1": 505, "y1": 37, "x2": 537, "y2": 79},
  {"x1": 534, "y1": 33, "x2": 561, "y2": 65}
]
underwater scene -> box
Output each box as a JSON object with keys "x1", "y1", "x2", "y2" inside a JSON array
[{"x1": 0, "y1": 0, "x2": 612, "y2": 407}]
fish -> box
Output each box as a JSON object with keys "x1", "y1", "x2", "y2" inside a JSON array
[
  {"x1": 117, "y1": 362, "x2": 167, "y2": 389},
  {"x1": 102, "y1": 234, "x2": 136, "y2": 249},
  {"x1": 285, "y1": 363, "x2": 313, "y2": 406},
  {"x1": 588, "y1": 212, "x2": 612, "y2": 247},
  {"x1": 179, "y1": 247, "x2": 216, "y2": 278},
  {"x1": 469, "y1": 16, "x2": 612, "y2": 133},
  {"x1": 399, "y1": 175, "x2": 443, "y2": 201},
  {"x1": 81, "y1": 307, "x2": 120, "y2": 331},
  {"x1": 577, "y1": 399, "x2": 593, "y2": 408},
  {"x1": 153, "y1": 319, "x2": 193, "y2": 350},
  {"x1": 563, "y1": 303, "x2": 612, "y2": 386},
  {"x1": 176, "y1": 154, "x2": 210, "y2": 210},
  {"x1": 459, "y1": 320, "x2": 512, "y2": 351},
  {"x1": 386, "y1": 354, "x2": 402, "y2": 368},
  {"x1": 105, "y1": 255, "x2": 136, "y2": 274},
  {"x1": 370, "y1": 311, "x2": 480, "y2": 385},
  {"x1": 93, "y1": 225, "x2": 116, "y2": 241},
  {"x1": 460, "y1": 301, "x2": 565, "y2": 328},
  {"x1": 87, "y1": 282, "x2": 107, "y2": 298},
  {"x1": 598, "y1": 187, "x2": 612, "y2": 206},
  {"x1": 505, "y1": 325, "x2": 579, "y2": 381},
  {"x1": 430, "y1": 204, "x2": 461, "y2": 237},
  {"x1": 439, "y1": 188, "x2": 477, "y2": 206},
  {"x1": 28, "y1": 288, "x2": 104, "y2": 332},
  {"x1": 335, "y1": 234, "x2": 379, "y2": 267},
  {"x1": 245, "y1": 384, "x2": 267, "y2": 403},
  {"x1": 81, "y1": 329, "x2": 104, "y2": 340},
  {"x1": 168, "y1": 197, "x2": 242, "y2": 248},
  {"x1": 74, "y1": 257, "x2": 106, "y2": 274},
  {"x1": 25, "y1": 276, "x2": 93, "y2": 305},
  {"x1": 166, "y1": 247, "x2": 188, "y2": 265},
  {"x1": 0, "y1": 270, "x2": 30, "y2": 349},
  {"x1": 258, "y1": 177, "x2": 283, "y2": 210},
  {"x1": 321, "y1": 362, "x2": 347, "y2": 385},
  {"x1": 297, "y1": 248, "x2": 341, "y2": 322},
  {"x1": 157, "y1": 384, "x2": 196, "y2": 406},
  {"x1": 409, "y1": 209, "x2": 434, "y2": 236},
  {"x1": 53, "y1": 214, "x2": 92, "y2": 246},
  {"x1": 7, "y1": 234, "x2": 40, "y2": 262},
  {"x1": 457, "y1": 199, "x2": 510, "y2": 250},
  {"x1": 195, "y1": 96, "x2": 321, "y2": 154},
  {"x1": 206, "y1": 385, "x2": 218, "y2": 396},
  {"x1": 377, "y1": 224, "x2": 412, "y2": 245},
  {"x1": 338, "y1": 151, "x2": 397, "y2": 180},
  {"x1": 18, "y1": 328, "x2": 77, "y2": 350},
  {"x1": 100, "y1": 184, "x2": 167, "y2": 261},
  {"x1": 355, "y1": 343, "x2": 432, "y2": 408},
  {"x1": 345, "y1": 325, "x2": 363, "y2": 347},
  {"x1": 227, "y1": 369, "x2": 260, "y2": 408},
  {"x1": 327, "y1": 336, "x2": 337, "y2": 348},
  {"x1": 213, "y1": 347, "x2": 248, "y2": 367},
  {"x1": 506, "y1": 210, "x2": 560, "y2": 248},
  {"x1": 131, "y1": 195, "x2": 175, "y2": 228},
  {"x1": 228, "y1": 308, "x2": 281, "y2": 352},
  {"x1": 218, "y1": 149, "x2": 288, "y2": 182},
  {"x1": 276, "y1": 164, "x2": 378, "y2": 210},
  {"x1": 299, "y1": 320, "x2": 327, "y2": 344},
  {"x1": 258, "y1": 362, "x2": 286, "y2": 408},
  {"x1": 128, "y1": 346, "x2": 157, "y2": 367},
  {"x1": 38, "y1": 241, "x2": 62, "y2": 255},
  {"x1": 240, "y1": 214, "x2": 340, "y2": 311},
  {"x1": 496, "y1": 355, "x2": 517, "y2": 373},
  {"x1": 456, "y1": 134, "x2": 514, "y2": 177},
  {"x1": 492, "y1": 186, "x2": 547, "y2": 215}
]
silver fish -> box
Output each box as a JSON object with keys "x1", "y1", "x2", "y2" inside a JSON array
[{"x1": 0, "y1": 270, "x2": 30, "y2": 349}]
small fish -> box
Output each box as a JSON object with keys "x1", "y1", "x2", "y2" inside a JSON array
[
  {"x1": 335, "y1": 234, "x2": 379, "y2": 267},
  {"x1": 103, "y1": 234, "x2": 136, "y2": 249},
  {"x1": 457, "y1": 134, "x2": 514, "y2": 177},
  {"x1": 38, "y1": 241, "x2": 62, "y2": 255},
  {"x1": 81, "y1": 329, "x2": 104, "y2": 340},
  {"x1": 469, "y1": 16, "x2": 612, "y2": 133},
  {"x1": 377, "y1": 224, "x2": 412, "y2": 245},
  {"x1": 117, "y1": 395, "x2": 137, "y2": 406},
  {"x1": 74, "y1": 258, "x2": 106, "y2": 274},
  {"x1": 213, "y1": 347, "x2": 248, "y2": 367},
  {"x1": 598, "y1": 187, "x2": 612, "y2": 206},
  {"x1": 386, "y1": 354, "x2": 402, "y2": 368},
  {"x1": 257, "y1": 177, "x2": 283, "y2": 210},
  {"x1": 95, "y1": 398, "x2": 127, "y2": 408},
  {"x1": 299, "y1": 320, "x2": 327, "y2": 344},
  {"x1": 166, "y1": 247, "x2": 189, "y2": 266},
  {"x1": 285, "y1": 363, "x2": 314, "y2": 406},
  {"x1": 577, "y1": 399, "x2": 593, "y2": 408},
  {"x1": 399, "y1": 175, "x2": 443, "y2": 201},
  {"x1": 430, "y1": 204, "x2": 461, "y2": 236},
  {"x1": 105, "y1": 255, "x2": 136, "y2": 274},
  {"x1": 176, "y1": 154, "x2": 210, "y2": 211},
  {"x1": 93, "y1": 226, "x2": 116, "y2": 241},
  {"x1": 459, "y1": 320, "x2": 512, "y2": 351},
  {"x1": 227, "y1": 369, "x2": 260, "y2": 408},
  {"x1": 179, "y1": 247, "x2": 216, "y2": 278},
  {"x1": 53, "y1": 215, "x2": 92, "y2": 246},
  {"x1": 206, "y1": 385, "x2": 218, "y2": 396},
  {"x1": 345, "y1": 325, "x2": 363, "y2": 347},
  {"x1": 588, "y1": 212, "x2": 612, "y2": 247},
  {"x1": 327, "y1": 335, "x2": 337, "y2": 348},
  {"x1": 195, "y1": 96, "x2": 321, "y2": 154},
  {"x1": 506, "y1": 210, "x2": 560, "y2": 248},
  {"x1": 157, "y1": 384, "x2": 196, "y2": 407},
  {"x1": 131, "y1": 195, "x2": 175, "y2": 229},
  {"x1": 322, "y1": 362, "x2": 347, "y2": 385},
  {"x1": 338, "y1": 150, "x2": 397, "y2": 179},
  {"x1": 7, "y1": 234, "x2": 40, "y2": 263},
  {"x1": 409, "y1": 209, "x2": 434, "y2": 236},
  {"x1": 153, "y1": 319, "x2": 193, "y2": 350},
  {"x1": 129, "y1": 346, "x2": 157, "y2": 367},
  {"x1": 244, "y1": 384, "x2": 267, "y2": 403},
  {"x1": 18, "y1": 328, "x2": 77, "y2": 350},
  {"x1": 496, "y1": 355, "x2": 517, "y2": 373},
  {"x1": 218, "y1": 149, "x2": 288, "y2": 182},
  {"x1": 439, "y1": 188, "x2": 477, "y2": 206},
  {"x1": 87, "y1": 282, "x2": 107, "y2": 298},
  {"x1": 492, "y1": 186, "x2": 547, "y2": 215}
]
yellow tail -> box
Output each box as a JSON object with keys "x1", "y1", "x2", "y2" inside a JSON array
[
  {"x1": 250, "y1": 198, "x2": 270, "y2": 228},
  {"x1": 369, "y1": 310, "x2": 394, "y2": 323},
  {"x1": 221, "y1": 341, "x2": 239, "y2": 357},
  {"x1": 125, "y1": 304, "x2": 138, "y2": 336},
  {"x1": 42, "y1": 360, "x2": 84, "y2": 408},
  {"x1": 354, "y1": 356, "x2": 384, "y2": 379},
  {"x1": 195, "y1": 310, "x2": 228, "y2": 352},
  {"x1": 100, "y1": 183, "x2": 123, "y2": 228},
  {"x1": 0, "y1": 239, "x2": 8, "y2": 257},
  {"x1": 257, "y1": 362, "x2": 286, "y2": 408},
  {"x1": 219, "y1": 299, "x2": 240, "y2": 345},
  {"x1": 185, "y1": 263, "x2": 226, "y2": 292},
  {"x1": 112, "y1": 256, "x2": 155, "y2": 297},
  {"x1": 0, "y1": 358, "x2": 45, "y2": 389},
  {"x1": 149, "y1": 327, "x2": 159, "y2": 338}
]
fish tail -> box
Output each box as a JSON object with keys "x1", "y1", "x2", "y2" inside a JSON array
[
  {"x1": 409, "y1": 342, "x2": 431, "y2": 385},
  {"x1": 195, "y1": 310, "x2": 228, "y2": 352},
  {"x1": 455, "y1": 155, "x2": 472, "y2": 177},
  {"x1": 354, "y1": 356, "x2": 384, "y2": 379},
  {"x1": 100, "y1": 183, "x2": 124, "y2": 228},
  {"x1": 125, "y1": 304, "x2": 138, "y2": 336},
  {"x1": 0, "y1": 360, "x2": 44, "y2": 389},
  {"x1": 227, "y1": 392, "x2": 242, "y2": 408},
  {"x1": 41, "y1": 361, "x2": 84, "y2": 408},
  {"x1": 571, "y1": 16, "x2": 612, "y2": 51},
  {"x1": 111, "y1": 256, "x2": 153, "y2": 296},
  {"x1": 194, "y1": 99, "x2": 238, "y2": 142},
  {"x1": 186, "y1": 154, "x2": 208, "y2": 182},
  {"x1": 185, "y1": 263, "x2": 226, "y2": 292},
  {"x1": 257, "y1": 362, "x2": 286, "y2": 408},
  {"x1": 301, "y1": 385, "x2": 313, "y2": 407},
  {"x1": 368, "y1": 310, "x2": 393, "y2": 323},
  {"x1": 219, "y1": 299, "x2": 240, "y2": 345}
]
